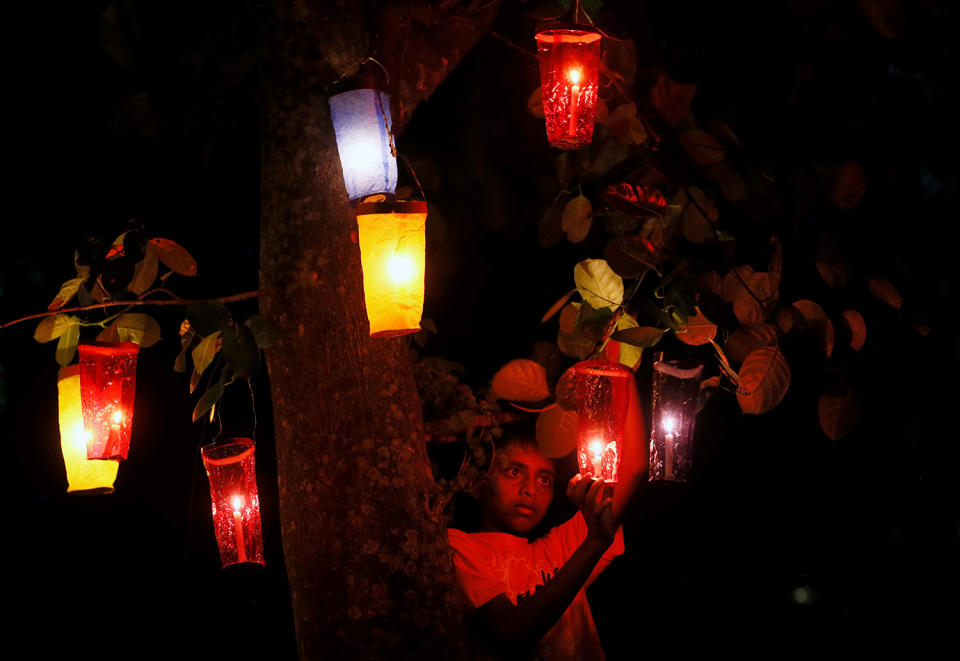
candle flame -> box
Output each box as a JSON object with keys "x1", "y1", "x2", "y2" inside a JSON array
[
  {"x1": 386, "y1": 253, "x2": 415, "y2": 284},
  {"x1": 662, "y1": 416, "x2": 677, "y2": 435},
  {"x1": 232, "y1": 495, "x2": 244, "y2": 512},
  {"x1": 589, "y1": 438, "x2": 604, "y2": 457},
  {"x1": 568, "y1": 68, "x2": 582, "y2": 85},
  {"x1": 111, "y1": 410, "x2": 124, "y2": 425}
]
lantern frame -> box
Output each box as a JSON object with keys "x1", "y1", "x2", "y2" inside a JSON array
[
  {"x1": 574, "y1": 359, "x2": 631, "y2": 483},
  {"x1": 77, "y1": 341, "x2": 139, "y2": 461},
  {"x1": 535, "y1": 22, "x2": 603, "y2": 150},
  {"x1": 355, "y1": 199, "x2": 428, "y2": 338},
  {"x1": 648, "y1": 355, "x2": 703, "y2": 482},
  {"x1": 201, "y1": 437, "x2": 265, "y2": 568}
]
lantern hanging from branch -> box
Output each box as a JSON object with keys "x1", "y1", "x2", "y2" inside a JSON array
[
  {"x1": 201, "y1": 438, "x2": 265, "y2": 567},
  {"x1": 535, "y1": 25, "x2": 602, "y2": 150},
  {"x1": 575, "y1": 360, "x2": 631, "y2": 482},
  {"x1": 58, "y1": 366, "x2": 119, "y2": 494},
  {"x1": 78, "y1": 342, "x2": 139, "y2": 461},
  {"x1": 355, "y1": 200, "x2": 427, "y2": 337},
  {"x1": 329, "y1": 88, "x2": 398, "y2": 200},
  {"x1": 649, "y1": 354, "x2": 703, "y2": 482}
]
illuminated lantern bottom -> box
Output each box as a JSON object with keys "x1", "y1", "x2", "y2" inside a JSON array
[
  {"x1": 78, "y1": 342, "x2": 139, "y2": 460},
  {"x1": 355, "y1": 200, "x2": 427, "y2": 337},
  {"x1": 58, "y1": 366, "x2": 119, "y2": 494},
  {"x1": 201, "y1": 438, "x2": 264, "y2": 567},
  {"x1": 575, "y1": 360, "x2": 631, "y2": 483}
]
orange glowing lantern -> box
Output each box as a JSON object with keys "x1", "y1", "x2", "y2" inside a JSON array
[
  {"x1": 574, "y1": 360, "x2": 631, "y2": 482},
  {"x1": 649, "y1": 355, "x2": 703, "y2": 482},
  {"x1": 201, "y1": 438, "x2": 264, "y2": 567},
  {"x1": 57, "y1": 366, "x2": 119, "y2": 494},
  {"x1": 355, "y1": 200, "x2": 427, "y2": 337},
  {"x1": 535, "y1": 24, "x2": 602, "y2": 149},
  {"x1": 77, "y1": 342, "x2": 139, "y2": 461}
]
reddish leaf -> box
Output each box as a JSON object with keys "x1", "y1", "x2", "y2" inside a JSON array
[
  {"x1": 791, "y1": 299, "x2": 835, "y2": 358},
  {"x1": 818, "y1": 384, "x2": 860, "y2": 440},
  {"x1": 679, "y1": 129, "x2": 725, "y2": 166},
  {"x1": 675, "y1": 307, "x2": 717, "y2": 346},
  {"x1": 492, "y1": 359, "x2": 551, "y2": 402},
  {"x1": 149, "y1": 238, "x2": 197, "y2": 276},
  {"x1": 855, "y1": 0, "x2": 905, "y2": 39},
  {"x1": 737, "y1": 346, "x2": 791, "y2": 414},
  {"x1": 841, "y1": 309, "x2": 867, "y2": 351},
  {"x1": 527, "y1": 87, "x2": 545, "y2": 118},
  {"x1": 831, "y1": 161, "x2": 867, "y2": 209},
  {"x1": 600, "y1": 182, "x2": 667, "y2": 216},
  {"x1": 725, "y1": 323, "x2": 780, "y2": 364},
  {"x1": 867, "y1": 277, "x2": 902, "y2": 310},
  {"x1": 704, "y1": 164, "x2": 747, "y2": 203},
  {"x1": 555, "y1": 367, "x2": 577, "y2": 411},
  {"x1": 697, "y1": 271, "x2": 723, "y2": 297},
  {"x1": 604, "y1": 236, "x2": 658, "y2": 279},
  {"x1": 536, "y1": 407, "x2": 579, "y2": 458}
]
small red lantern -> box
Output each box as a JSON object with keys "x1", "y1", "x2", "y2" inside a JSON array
[
  {"x1": 574, "y1": 360, "x2": 631, "y2": 482},
  {"x1": 649, "y1": 355, "x2": 703, "y2": 482},
  {"x1": 201, "y1": 438, "x2": 264, "y2": 567},
  {"x1": 536, "y1": 24, "x2": 602, "y2": 149},
  {"x1": 77, "y1": 342, "x2": 139, "y2": 461}
]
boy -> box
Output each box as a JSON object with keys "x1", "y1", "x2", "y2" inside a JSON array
[{"x1": 448, "y1": 381, "x2": 645, "y2": 660}]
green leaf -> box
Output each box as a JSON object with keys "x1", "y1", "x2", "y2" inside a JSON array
[
  {"x1": 222, "y1": 325, "x2": 260, "y2": 379},
  {"x1": 192, "y1": 383, "x2": 225, "y2": 423},
  {"x1": 47, "y1": 277, "x2": 86, "y2": 311},
  {"x1": 611, "y1": 325, "x2": 666, "y2": 348},
  {"x1": 186, "y1": 302, "x2": 229, "y2": 336},
  {"x1": 192, "y1": 331, "x2": 221, "y2": 376},
  {"x1": 148, "y1": 238, "x2": 197, "y2": 276},
  {"x1": 245, "y1": 314, "x2": 281, "y2": 348},
  {"x1": 574, "y1": 259, "x2": 624, "y2": 311},
  {"x1": 34, "y1": 314, "x2": 78, "y2": 343},
  {"x1": 55, "y1": 323, "x2": 80, "y2": 366},
  {"x1": 128, "y1": 252, "x2": 160, "y2": 295},
  {"x1": 112, "y1": 313, "x2": 162, "y2": 347}
]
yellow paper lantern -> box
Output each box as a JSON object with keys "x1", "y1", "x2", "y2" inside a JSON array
[
  {"x1": 58, "y1": 366, "x2": 118, "y2": 494},
  {"x1": 355, "y1": 200, "x2": 427, "y2": 337}
]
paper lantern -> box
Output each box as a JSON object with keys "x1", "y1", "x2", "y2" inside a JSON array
[
  {"x1": 329, "y1": 88, "x2": 398, "y2": 200},
  {"x1": 536, "y1": 26, "x2": 602, "y2": 150},
  {"x1": 78, "y1": 342, "x2": 139, "y2": 461},
  {"x1": 574, "y1": 360, "x2": 631, "y2": 482},
  {"x1": 356, "y1": 200, "x2": 427, "y2": 337},
  {"x1": 201, "y1": 438, "x2": 264, "y2": 567},
  {"x1": 57, "y1": 366, "x2": 119, "y2": 494},
  {"x1": 649, "y1": 355, "x2": 703, "y2": 482}
]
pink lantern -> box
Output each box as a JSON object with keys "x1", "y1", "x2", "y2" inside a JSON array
[
  {"x1": 201, "y1": 438, "x2": 264, "y2": 567},
  {"x1": 649, "y1": 356, "x2": 703, "y2": 482},
  {"x1": 574, "y1": 360, "x2": 631, "y2": 482},
  {"x1": 77, "y1": 342, "x2": 139, "y2": 460}
]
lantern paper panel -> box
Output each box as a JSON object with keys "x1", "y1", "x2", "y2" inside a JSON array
[
  {"x1": 329, "y1": 88, "x2": 398, "y2": 200},
  {"x1": 58, "y1": 366, "x2": 119, "y2": 494},
  {"x1": 356, "y1": 201, "x2": 427, "y2": 337},
  {"x1": 575, "y1": 360, "x2": 631, "y2": 482},
  {"x1": 649, "y1": 357, "x2": 703, "y2": 482},
  {"x1": 78, "y1": 342, "x2": 139, "y2": 461},
  {"x1": 201, "y1": 438, "x2": 264, "y2": 567},
  {"x1": 536, "y1": 28, "x2": 602, "y2": 150}
]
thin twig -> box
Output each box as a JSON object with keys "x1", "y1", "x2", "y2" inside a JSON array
[
  {"x1": 0, "y1": 290, "x2": 261, "y2": 331},
  {"x1": 446, "y1": 15, "x2": 537, "y2": 58}
]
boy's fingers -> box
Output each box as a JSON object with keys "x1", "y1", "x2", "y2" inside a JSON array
[
  {"x1": 574, "y1": 476, "x2": 595, "y2": 502},
  {"x1": 585, "y1": 478, "x2": 605, "y2": 503},
  {"x1": 566, "y1": 474, "x2": 581, "y2": 499}
]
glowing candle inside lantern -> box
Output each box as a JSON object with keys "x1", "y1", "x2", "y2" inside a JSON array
[
  {"x1": 232, "y1": 495, "x2": 247, "y2": 563},
  {"x1": 662, "y1": 415, "x2": 676, "y2": 480},
  {"x1": 589, "y1": 437, "x2": 604, "y2": 477},
  {"x1": 568, "y1": 68, "x2": 581, "y2": 135},
  {"x1": 386, "y1": 253, "x2": 415, "y2": 285}
]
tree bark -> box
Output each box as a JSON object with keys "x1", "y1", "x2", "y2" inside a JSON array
[{"x1": 260, "y1": 1, "x2": 499, "y2": 657}]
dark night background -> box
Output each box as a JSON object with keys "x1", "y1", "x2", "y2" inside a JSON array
[{"x1": 2, "y1": 0, "x2": 958, "y2": 657}]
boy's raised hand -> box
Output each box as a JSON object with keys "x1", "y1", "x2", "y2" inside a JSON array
[{"x1": 567, "y1": 474, "x2": 616, "y2": 550}]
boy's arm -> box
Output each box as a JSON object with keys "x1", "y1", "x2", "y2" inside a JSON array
[
  {"x1": 612, "y1": 375, "x2": 646, "y2": 524},
  {"x1": 472, "y1": 478, "x2": 615, "y2": 650}
]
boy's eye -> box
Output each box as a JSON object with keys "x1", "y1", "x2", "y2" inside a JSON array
[
  {"x1": 538, "y1": 476, "x2": 553, "y2": 487},
  {"x1": 505, "y1": 467, "x2": 520, "y2": 477}
]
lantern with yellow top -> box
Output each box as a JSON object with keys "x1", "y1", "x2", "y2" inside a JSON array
[
  {"x1": 355, "y1": 199, "x2": 427, "y2": 337},
  {"x1": 57, "y1": 365, "x2": 119, "y2": 494}
]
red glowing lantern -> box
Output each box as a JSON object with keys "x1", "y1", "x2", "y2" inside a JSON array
[
  {"x1": 536, "y1": 24, "x2": 602, "y2": 149},
  {"x1": 201, "y1": 438, "x2": 264, "y2": 567},
  {"x1": 77, "y1": 342, "x2": 139, "y2": 461},
  {"x1": 574, "y1": 360, "x2": 631, "y2": 482}
]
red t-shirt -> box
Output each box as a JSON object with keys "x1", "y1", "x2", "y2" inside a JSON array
[{"x1": 448, "y1": 513, "x2": 625, "y2": 660}]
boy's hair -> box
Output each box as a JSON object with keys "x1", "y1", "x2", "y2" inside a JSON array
[{"x1": 491, "y1": 417, "x2": 542, "y2": 461}]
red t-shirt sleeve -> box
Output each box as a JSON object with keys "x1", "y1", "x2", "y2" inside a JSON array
[{"x1": 447, "y1": 529, "x2": 510, "y2": 614}]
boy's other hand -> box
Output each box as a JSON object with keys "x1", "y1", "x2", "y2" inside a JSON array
[{"x1": 567, "y1": 474, "x2": 616, "y2": 550}]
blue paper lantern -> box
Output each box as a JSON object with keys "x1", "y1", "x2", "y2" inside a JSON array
[{"x1": 328, "y1": 89, "x2": 398, "y2": 200}]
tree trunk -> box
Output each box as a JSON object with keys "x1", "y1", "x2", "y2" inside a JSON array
[{"x1": 259, "y1": 2, "x2": 499, "y2": 657}]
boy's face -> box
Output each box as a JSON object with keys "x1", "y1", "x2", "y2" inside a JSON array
[{"x1": 481, "y1": 442, "x2": 556, "y2": 534}]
